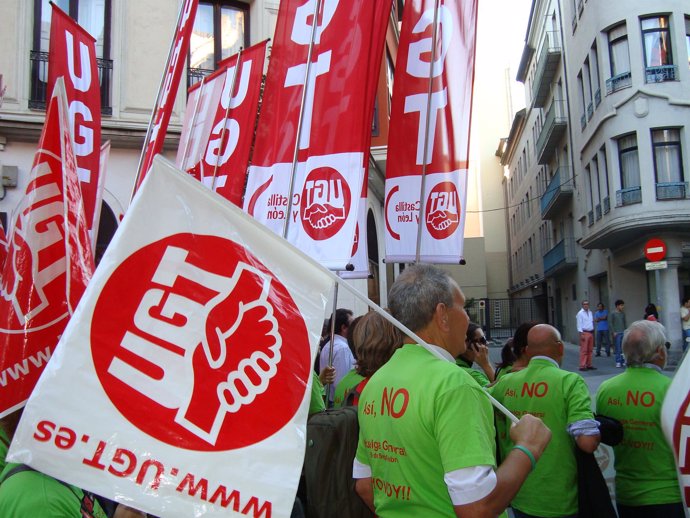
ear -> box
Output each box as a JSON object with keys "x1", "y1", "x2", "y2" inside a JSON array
[{"x1": 435, "y1": 302, "x2": 451, "y2": 333}]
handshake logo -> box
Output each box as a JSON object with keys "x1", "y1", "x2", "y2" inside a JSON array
[
  {"x1": 300, "y1": 167, "x2": 351, "y2": 240},
  {"x1": 425, "y1": 181, "x2": 460, "y2": 239}
]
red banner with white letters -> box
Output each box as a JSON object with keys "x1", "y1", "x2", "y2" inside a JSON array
[
  {"x1": 48, "y1": 4, "x2": 101, "y2": 241},
  {"x1": 384, "y1": 0, "x2": 478, "y2": 263},
  {"x1": 243, "y1": 0, "x2": 391, "y2": 271},
  {"x1": 0, "y1": 79, "x2": 94, "y2": 418},
  {"x1": 135, "y1": 0, "x2": 199, "y2": 193}
]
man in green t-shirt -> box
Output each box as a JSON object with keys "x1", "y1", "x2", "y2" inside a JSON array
[
  {"x1": 489, "y1": 324, "x2": 601, "y2": 518},
  {"x1": 353, "y1": 264, "x2": 551, "y2": 517},
  {"x1": 596, "y1": 319, "x2": 684, "y2": 518}
]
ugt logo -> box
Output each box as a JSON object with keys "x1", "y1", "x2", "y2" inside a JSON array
[
  {"x1": 425, "y1": 181, "x2": 460, "y2": 239},
  {"x1": 300, "y1": 167, "x2": 351, "y2": 240},
  {"x1": 91, "y1": 234, "x2": 311, "y2": 451}
]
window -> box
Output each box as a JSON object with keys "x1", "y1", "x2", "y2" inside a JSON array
[
  {"x1": 599, "y1": 146, "x2": 611, "y2": 213},
  {"x1": 686, "y1": 17, "x2": 690, "y2": 68},
  {"x1": 590, "y1": 43, "x2": 601, "y2": 104},
  {"x1": 189, "y1": 1, "x2": 249, "y2": 82},
  {"x1": 641, "y1": 16, "x2": 676, "y2": 82},
  {"x1": 617, "y1": 133, "x2": 642, "y2": 205},
  {"x1": 585, "y1": 165, "x2": 594, "y2": 224},
  {"x1": 606, "y1": 23, "x2": 631, "y2": 93},
  {"x1": 652, "y1": 128, "x2": 685, "y2": 199}
]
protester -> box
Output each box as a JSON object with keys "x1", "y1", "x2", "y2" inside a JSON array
[
  {"x1": 500, "y1": 321, "x2": 540, "y2": 379},
  {"x1": 333, "y1": 315, "x2": 365, "y2": 407},
  {"x1": 490, "y1": 323, "x2": 601, "y2": 518},
  {"x1": 609, "y1": 299, "x2": 627, "y2": 368},
  {"x1": 309, "y1": 366, "x2": 336, "y2": 415},
  {"x1": 596, "y1": 320, "x2": 683, "y2": 518},
  {"x1": 494, "y1": 338, "x2": 516, "y2": 380},
  {"x1": 594, "y1": 302, "x2": 611, "y2": 357},
  {"x1": 456, "y1": 323, "x2": 495, "y2": 386},
  {"x1": 644, "y1": 303, "x2": 659, "y2": 322},
  {"x1": 353, "y1": 264, "x2": 551, "y2": 516},
  {"x1": 680, "y1": 298, "x2": 690, "y2": 352},
  {"x1": 576, "y1": 300, "x2": 596, "y2": 371},
  {"x1": 319, "y1": 308, "x2": 355, "y2": 405}
]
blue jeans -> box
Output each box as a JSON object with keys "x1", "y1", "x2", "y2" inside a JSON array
[
  {"x1": 614, "y1": 332, "x2": 624, "y2": 364},
  {"x1": 596, "y1": 330, "x2": 610, "y2": 355}
]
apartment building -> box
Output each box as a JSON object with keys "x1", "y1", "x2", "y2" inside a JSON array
[{"x1": 501, "y1": 0, "x2": 690, "y2": 348}]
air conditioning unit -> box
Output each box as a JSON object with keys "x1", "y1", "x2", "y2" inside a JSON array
[{"x1": 1, "y1": 165, "x2": 18, "y2": 187}]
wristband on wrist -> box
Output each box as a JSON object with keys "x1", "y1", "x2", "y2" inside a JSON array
[{"x1": 512, "y1": 445, "x2": 537, "y2": 471}]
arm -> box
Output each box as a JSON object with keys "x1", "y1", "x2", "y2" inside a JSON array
[
  {"x1": 354, "y1": 478, "x2": 375, "y2": 513},
  {"x1": 473, "y1": 344, "x2": 495, "y2": 383},
  {"x1": 576, "y1": 434, "x2": 600, "y2": 453},
  {"x1": 575, "y1": 312, "x2": 583, "y2": 333}
]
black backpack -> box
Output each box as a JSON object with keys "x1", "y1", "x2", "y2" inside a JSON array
[{"x1": 303, "y1": 391, "x2": 374, "y2": 518}]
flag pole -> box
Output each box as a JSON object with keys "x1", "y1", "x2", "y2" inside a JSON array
[
  {"x1": 324, "y1": 281, "x2": 339, "y2": 408},
  {"x1": 282, "y1": 0, "x2": 324, "y2": 240},
  {"x1": 131, "y1": 0, "x2": 190, "y2": 202},
  {"x1": 210, "y1": 49, "x2": 243, "y2": 192},
  {"x1": 414, "y1": 0, "x2": 442, "y2": 263},
  {"x1": 179, "y1": 76, "x2": 207, "y2": 171}
]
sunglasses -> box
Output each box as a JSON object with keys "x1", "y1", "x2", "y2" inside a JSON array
[{"x1": 472, "y1": 336, "x2": 487, "y2": 345}]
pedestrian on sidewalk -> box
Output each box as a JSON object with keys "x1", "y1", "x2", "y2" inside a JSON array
[
  {"x1": 576, "y1": 300, "x2": 596, "y2": 371},
  {"x1": 595, "y1": 302, "x2": 611, "y2": 357},
  {"x1": 610, "y1": 300, "x2": 627, "y2": 368}
]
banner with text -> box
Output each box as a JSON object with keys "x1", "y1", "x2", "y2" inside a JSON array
[
  {"x1": 48, "y1": 4, "x2": 102, "y2": 241},
  {"x1": 0, "y1": 79, "x2": 94, "y2": 418},
  {"x1": 384, "y1": 0, "x2": 478, "y2": 263},
  {"x1": 243, "y1": 0, "x2": 390, "y2": 271},
  {"x1": 135, "y1": 0, "x2": 199, "y2": 192},
  {"x1": 8, "y1": 157, "x2": 334, "y2": 518}
]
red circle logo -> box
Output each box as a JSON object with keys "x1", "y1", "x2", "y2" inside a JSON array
[
  {"x1": 425, "y1": 181, "x2": 460, "y2": 239},
  {"x1": 91, "y1": 234, "x2": 311, "y2": 451},
  {"x1": 300, "y1": 167, "x2": 351, "y2": 240}
]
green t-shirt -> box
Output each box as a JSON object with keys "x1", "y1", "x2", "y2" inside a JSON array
[
  {"x1": 0, "y1": 463, "x2": 108, "y2": 517},
  {"x1": 596, "y1": 366, "x2": 681, "y2": 506},
  {"x1": 455, "y1": 358, "x2": 490, "y2": 387},
  {"x1": 356, "y1": 344, "x2": 497, "y2": 517},
  {"x1": 333, "y1": 368, "x2": 365, "y2": 408},
  {"x1": 309, "y1": 371, "x2": 326, "y2": 415},
  {"x1": 0, "y1": 428, "x2": 10, "y2": 475},
  {"x1": 489, "y1": 357, "x2": 594, "y2": 517}
]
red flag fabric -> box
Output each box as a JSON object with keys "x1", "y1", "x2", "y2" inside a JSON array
[
  {"x1": 0, "y1": 223, "x2": 7, "y2": 270},
  {"x1": 198, "y1": 41, "x2": 267, "y2": 206},
  {"x1": 48, "y1": 4, "x2": 101, "y2": 241},
  {"x1": 384, "y1": 0, "x2": 478, "y2": 263},
  {"x1": 243, "y1": 0, "x2": 391, "y2": 271},
  {"x1": 0, "y1": 79, "x2": 94, "y2": 418},
  {"x1": 135, "y1": 0, "x2": 199, "y2": 192}
]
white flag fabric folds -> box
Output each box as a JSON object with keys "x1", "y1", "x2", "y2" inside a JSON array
[
  {"x1": 9, "y1": 156, "x2": 334, "y2": 518},
  {"x1": 0, "y1": 79, "x2": 94, "y2": 418},
  {"x1": 243, "y1": 0, "x2": 391, "y2": 271},
  {"x1": 384, "y1": 0, "x2": 478, "y2": 264}
]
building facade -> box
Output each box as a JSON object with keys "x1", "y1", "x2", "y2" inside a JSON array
[{"x1": 501, "y1": 0, "x2": 690, "y2": 350}]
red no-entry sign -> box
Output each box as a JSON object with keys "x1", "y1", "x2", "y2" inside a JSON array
[{"x1": 644, "y1": 238, "x2": 667, "y2": 262}]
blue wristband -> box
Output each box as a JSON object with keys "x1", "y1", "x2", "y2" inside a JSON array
[{"x1": 512, "y1": 445, "x2": 537, "y2": 471}]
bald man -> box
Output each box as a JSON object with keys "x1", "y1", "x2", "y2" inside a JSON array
[{"x1": 489, "y1": 324, "x2": 601, "y2": 518}]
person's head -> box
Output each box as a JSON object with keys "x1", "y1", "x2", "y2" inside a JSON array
[
  {"x1": 346, "y1": 315, "x2": 363, "y2": 359},
  {"x1": 615, "y1": 299, "x2": 625, "y2": 311},
  {"x1": 388, "y1": 264, "x2": 468, "y2": 357},
  {"x1": 622, "y1": 320, "x2": 668, "y2": 367},
  {"x1": 581, "y1": 300, "x2": 590, "y2": 311},
  {"x1": 353, "y1": 311, "x2": 404, "y2": 377},
  {"x1": 328, "y1": 308, "x2": 354, "y2": 338},
  {"x1": 644, "y1": 303, "x2": 657, "y2": 315},
  {"x1": 597, "y1": 303, "x2": 605, "y2": 311},
  {"x1": 497, "y1": 339, "x2": 517, "y2": 368},
  {"x1": 512, "y1": 321, "x2": 540, "y2": 360},
  {"x1": 459, "y1": 323, "x2": 486, "y2": 363},
  {"x1": 526, "y1": 324, "x2": 565, "y2": 365},
  {"x1": 683, "y1": 297, "x2": 690, "y2": 308}
]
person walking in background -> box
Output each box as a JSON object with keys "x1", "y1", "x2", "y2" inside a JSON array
[
  {"x1": 610, "y1": 299, "x2": 627, "y2": 368},
  {"x1": 576, "y1": 300, "x2": 596, "y2": 371},
  {"x1": 680, "y1": 298, "x2": 690, "y2": 352},
  {"x1": 596, "y1": 320, "x2": 684, "y2": 518},
  {"x1": 594, "y1": 302, "x2": 611, "y2": 357}
]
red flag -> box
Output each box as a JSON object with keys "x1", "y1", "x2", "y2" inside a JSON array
[
  {"x1": 0, "y1": 79, "x2": 94, "y2": 417},
  {"x1": 48, "y1": 4, "x2": 102, "y2": 242},
  {"x1": 198, "y1": 41, "x2": 267, "y2": 206},
  {"x1": 134, "y1": 0, "x2": 199, "y2": 193},
  {"x1": 0, "y1": 223, "x2": 7, "y2": 270},
  {"x1": 243, "y1": 0, "x2": 391, "y2": 271},
  {"x1": 384, "y1": 0, "x2": 478, "y2": 263}
]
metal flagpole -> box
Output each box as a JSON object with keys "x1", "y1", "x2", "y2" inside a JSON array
[
  {"x1": 283, "y1": 0, "x2": 324, "y2": 240},
  {"x1": 131, "y1": 0, "x2": 190, "y2": 202},
  {"x1": 210, "y1": 49, "x2": 243, "y2": 191},
  {"x1": 324, "y1": 282, "x2": 339, "y2": 408},
  {"x1": 180, "y1": 76, "x2": 206, "y2": 171},
  {"x1": 414, "y1": 0, "x2": 442, "y2": 263}
]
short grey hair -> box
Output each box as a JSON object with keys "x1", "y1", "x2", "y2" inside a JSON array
[
  {"x1": 388, "y1": 264, "x2": 456, "y2": 333},
  {"x1": 622, "y1": 320, "x2": 667, "y2": 365}
]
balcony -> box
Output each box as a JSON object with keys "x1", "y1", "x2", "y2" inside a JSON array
[
  {"x1": 594, "y1": 88, "x2": 601, "y2": 107},
  {"x1": 656, "y1": 181, "x2": 688, "y2": 200},
  {"x1": 532, "y1": 31, "x2": 562, "y2": 108},
  {"x1": 615, "y1": 186, "x2": 642, "y2": 207},
  {"x1": 580, "y1": 113, "x2": 586, "y2": 131},
  {"x1": 603, "y1": 196, "x2": 610, "y2": 214},
  {"x1": 587, "y1": 102, "x2": 594, "y2": 121},
  {"x1": 595, "y1": 204, "x2": 602, "y2": 220},
  {"x1": 536, "y1": 100, "x2": 567, "y2": 165},
  {"x1": 645, "y1": 65, "x2": 678, "y2": 84},
  {"x1": 605, "y1": 71, "x2": 632, "y2": 95},
  {"x1": 30, "y1": 51, "x2": 113, "y2": 115},
  {"x1": 187, "y1": 67, "x2": 214, "y2": 89},
  {"x1": 543, "y1": 238, "x2": 577, "y2": 277},
  {"x1": 540, "y1": 166, "x2": 573, "y2": 219},
  {"x1": 587, "y1": 210, "x2": 594, "y2": 226}
]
